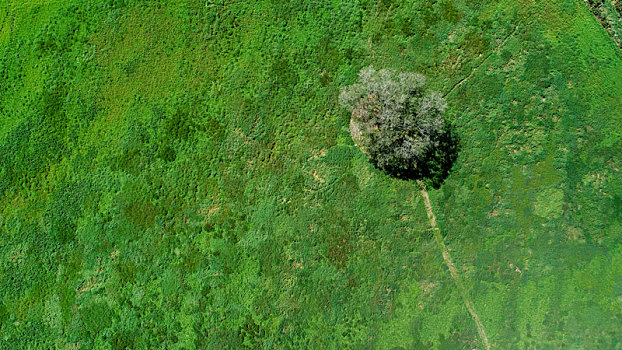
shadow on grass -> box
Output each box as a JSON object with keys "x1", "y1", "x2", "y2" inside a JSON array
[{"x1": 381, "y1": 123, "x2": 460, "y2": 189}]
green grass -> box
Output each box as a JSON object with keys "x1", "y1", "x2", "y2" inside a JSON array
[{"x1": 0, "y1": 0, "x2": 621, "y2": 348}]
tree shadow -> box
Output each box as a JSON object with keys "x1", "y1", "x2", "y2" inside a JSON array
[{"x1": 381, "y1": 123, "x2": 460, "y2": 188}]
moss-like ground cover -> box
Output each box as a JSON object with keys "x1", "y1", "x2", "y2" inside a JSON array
[{"x1": 1, "y1": 0, "x2": 621, "y2": 348}]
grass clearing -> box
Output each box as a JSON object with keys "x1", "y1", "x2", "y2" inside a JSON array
[{"x1": 1, "y1": 0, "x2": 621, "y2": 348}]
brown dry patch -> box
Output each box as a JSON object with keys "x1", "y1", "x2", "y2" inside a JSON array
[
  {"x1": 77, "y1": 281, "x2": 104, "y2": 294},
  {"x1": 418, "y1": 280, "x2": 438, "y2": 295},
  {"x1": 508, "y1": 262, "x2": 523, "y2": 274},
  {"x1": 109, "y1": 250, "x2": 119, "y2": 259},
  {"x1": 77, "y1": 257, "x2": 105, "y2": 296},
  {"x1": 310, "y1": 149, "x2": 327, "y2": 159},
  {"x1": 327, "y1": 236, "x2": 352, "y2": 269},
  {"x1": 199, "y1": 205, "x2": 221, "y2": 223},
  {"x1": 567, "y1": 226, "x2": 586, "y2": 243},
  {"x1": 312, "y1": 170, "x2": 325, "y2": 183},
  {"x1": 10, "y1": 248, "x2": 25, "y2": 264},
  {"x1": 582, "y1": 172, "x2": 607, "y2": 190}
]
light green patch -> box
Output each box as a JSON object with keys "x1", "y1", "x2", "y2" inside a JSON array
[
  {"x1": 376, "y1": 279, "x2": 422, "y2": 348},
  {"x1": 0, "y1": 9, "x2": 9, "y2": 47},
  {"x1": 516, "y1": 278, "x2": 553, "y2": 347},
  {"x1": 534, "y1": 188, "x2": 564, "y2": 218}
]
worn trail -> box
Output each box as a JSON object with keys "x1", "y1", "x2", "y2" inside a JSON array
[
  {"x1": 444, "y1": 25, "x2": 519, "y2": 98},
  {"x1": 418, "y1": 181, "x2": 491, "y2": 350}
]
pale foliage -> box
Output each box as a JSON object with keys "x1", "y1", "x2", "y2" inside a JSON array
[{"x1": 339, "y1": 66, "x2": 446, "y2": 173}]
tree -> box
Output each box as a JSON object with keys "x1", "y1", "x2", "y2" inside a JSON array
[{"x1": 340, "y1": 66, "x2": 455, "y2": 182}]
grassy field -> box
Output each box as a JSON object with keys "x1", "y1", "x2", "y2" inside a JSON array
[{"x1": 1, "y1": 0, "x2": 621, "y2": 348}]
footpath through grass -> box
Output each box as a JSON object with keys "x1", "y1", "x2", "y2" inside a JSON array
[{"x1": 432, "y1": 0, "x2": 622, "y2": 347}]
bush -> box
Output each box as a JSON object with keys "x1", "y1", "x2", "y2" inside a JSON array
[{"x1": 339, "y1": 66, "x2": 456, "y2": 183}]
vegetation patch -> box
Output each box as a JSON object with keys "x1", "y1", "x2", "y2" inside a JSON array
[{"x1": 0, "y1": 0, "x2": 621, "y2": 348}]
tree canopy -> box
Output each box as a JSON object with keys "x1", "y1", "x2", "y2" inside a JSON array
[{"x1": 340, "y1": 66, "x2": 454, "y2": 182}]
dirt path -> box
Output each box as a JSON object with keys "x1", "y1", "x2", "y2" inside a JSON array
[
  {"x1": 444, "y1": 25, "x2": 519, "y2": 98},
  {"x1": 418, "y1": 180, "x2": 491, "y2": 350}
]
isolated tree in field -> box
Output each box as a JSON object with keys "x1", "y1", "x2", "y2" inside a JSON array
[{"x1": 340, "y1": 66, "x2": 456, "y2": 183}]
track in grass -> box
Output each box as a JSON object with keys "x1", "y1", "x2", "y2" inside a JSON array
[
  {"x1": 444, "y1": 24, "x2": 519, "y2": 99},
  {"x1": 418, "y1": 180, "x2": 491, "y2": 350}
]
